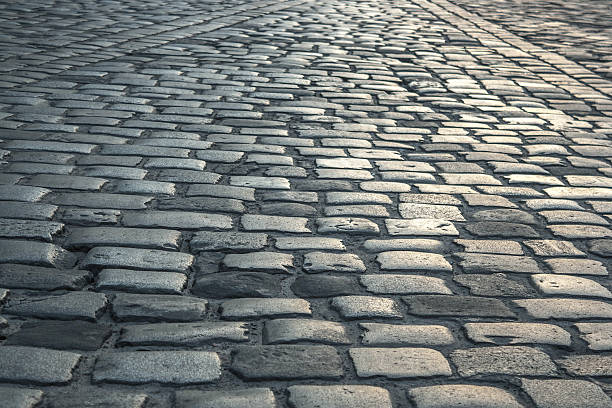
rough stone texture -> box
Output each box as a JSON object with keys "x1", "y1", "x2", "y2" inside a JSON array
[
  {"x1": 288, "y1": 385, "x2": 393, "y2": 408},
  {"x1": 408, "y1": 385, "x2": 524, "y2": 408},
  {"x1": 0, "y1": 346, "x2": 81, "y2": 385},
  {"x1": 450, "y1": 346, "x2": 558, "y2": 377},
  {"x1": 0, "y1": 387, "x2": 44, "y2": 408},
  {"x1": 2, "y1": 0, "x2": 612, "y2": 403},
  {"x1": 93, "y1": 351, "x2": 221, "y2": 384},
  {"x1": 231, "y1": 345, "x2": 343, "y2": 380},
  {"x1": 521, "y1": 379, "x2": 612, "y2": 408},
  {"x1": 350, "y1": 347, "x2": 452, "y2": 378},
  {"x1": 176, "y1": 389, "x2": 276, "y2": 408}
]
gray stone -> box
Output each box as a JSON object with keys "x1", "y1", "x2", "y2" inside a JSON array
[
  {"x1": 363, "y1": 239, "x2": 445, "y2": 253},
  {"x1": 303, "y1": 252, "x2": 365, "y2": 273},
  {"x1": 450, "y1": 346, "x2": 558, "y2": 376},
  {"x1": 5, "y1": 321, "x2": 111, "y2": 350},
  {"x1": 360, "y1": 275, "x2": 451, "y2": 295},
  {"x1": 176, "y1": 389, "x2": 275, "y2": 408},
  {"x1": 0, "y1": 346, "x2": 81, "y2": 385},
  {"x1": 514, "y1": 298, "x2": 612, "y2": 319},
  {"x1": 575, "y1": 323, "x2": 612, "y2": 351},
  {"x1": 386, "y1": 219, "x2": 459, "y2": 236},
  {"x1": 589, "y1": 240, "x2": 612, "y2": 257},
  {"x1": 409, "y1": 385, "x2": 524, "y2": 408},
  {"x1": 276, "y1": 237, "x2": 345, "y2": 251},
  {"x1": 0, "y1": 185, "x2": 49, "y2": 202},
  {"x1": 317, "y1": 217, "x2": 380, "y2": 235},
  {"x1": 264, "y1": 319, "x2": 350, "y2": 345},
  {"x1": 0, "y1": 201, "x2": 57, "y2": 221},
  {"x1": 531, "y1": 274, "x2": 612, "y2": 298},
  {"x1": 556, "y1": 355, "x2": 612, "y2": 377},
  {"x1": 464, "y1": 323, "x2": 571, "y2": 346},
  {"x1": 192, "y1": 272, "x2": 281, "y2": 298},
  {"x1": 123, "y1": 211, "x2": 232, "y2": 230},
  {"x1": 118, "y1": 322, "x2": 248, "y2": 346},
  {"x1": 4, "y1": 292, "x2": 107, "y2": 321},
  {"x1": 0, "y1": 219, "x2": 63, "y2": 242},
  {"x1": 0, "y1": 387, "x2": 43, "y2": 408},
  {"x1": 221, "y1": 298, "x2": 311, "y2": 319},
  {"x1": 455, "y1": 239, "x2": 523, "y2": 255},
  {"x1": 0, "y1": 240, "x2": 77, "y2": 268},
  {"x1": 404, "y1": 295, "x2": 516, "y2": 318},
  {"x1": 191, "y1": 231, "x2": 267, "y2": 252},
  {"x1": 0, "y1": 264, "x2": 89, "y2": 290},
  {"x1": 112, "y1": 293, "x2": 207, "y2": 322},
  {"x1": 399, "y1": 203, "x2": 465, "y2": 221},
  {"x1": 46, "y1": 390, "x2": 148, "y2": 408},
  {"x1": 241, "y1": 214, "x2": 310, "y2": 233},
  {"x1": 522, "y1": 379, "x2": 612, "y2": 408},
  {"x1": 93, "y1": 351, "x2": 221, "y2": 384},
  {"x1": 231, "y1": 345, "x2": 343, "y2": 380},
  {"x1": 65, "y1": 227, "x2": 181, "y2": 250},
  {"x1": 331, "y1": 296, "x2": 402, "y2": 319},
  {"x1": 82, "y1": 247, "x2": 193, "y2": 272},
  {"x1": 62, "y1": 208, "x2": 121, "y2": 226},
  {"x1": 360, "y1": 323, "x2": 454, "y2": 346},
  {"x1": 454, "y1": 274, "x2": 536, "y2": 297},
  {"x1": 222, "y1": 252, "x2": 293, "y2": 274},
  {"x1": 456, "y1": 253, "x2": 541, "y2": 274},
  {"x1": 466, "y1": 222, "x2": 539, "y2": 238},
  {"x1": 96, "y1": 269, "x2": 186, "y2": 294},
  {"x1": 350, "y1": 347, "x2": 452, "y2": 378},
  {"x1": 291, "y1": 275, "x2": 361, "y2": 297},
  {"x1": 377, "y1": 251, "x2": 452, "y2": 272},
  {"x1": 524, "y1": 240, "x2": 585, "y2": 257},
  {"x1": 545, "y1": 258, "x2": 608, "y2": 275},
  {"x1": 288, "y1": 385, "x2": 392, "y2": 408}
]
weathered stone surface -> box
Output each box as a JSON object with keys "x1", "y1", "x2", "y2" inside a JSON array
[
  {"x1": 96, "y1": 269, "x2": 186, "y2": 294},
  {"x1": 464, "y1": 323, "x2": 571, "y2": 346},
  {"x1": 0, "y1": 219, "x2": 63, "y2": 242},
  {"x1": 93, "y1": 351, "x2": 221, "y2": 384},
  {"x1": 531, "y1": 274, "x2": 612, "y2": 298},
  {"x1": 456, "y1": 253, "x2": 541, "y2": 274},
  {"x1": 544, "y1": 258, "x2": 608, "y2": 275},
  {"x1": 222, "y1": 252, "x2": 293, "y2": 273},
  {"x1": 361, "y1": 275, "x2": 451, "y2": 295},
  {"x1": 291, "y1": 275, "x2": 361, "y2": 297},
  {"x1": 450, "y1": 346, "x2": 558, "y2": 376},
  {"x1": 0, "y1": 264, "x2": 89, "y2": 290},
  {"x1": 264, "y1": 319, "x2": 350, "y2": 345},
  {"x1": 521, "y1": 379, "x2": 612, "y2": 408},
  {"x1": 350, "y1": 347, "x2": 452, "y2": 378},
  {"x1": 386, "y1": 219, "x2": 459, "y2": 236},
  {"x1": 0, "y1": 387, "x2": 44, "y2": 408},
  {"x1": 454, "y1": 273, "x2": 536, "y2": 297},
  {"x1": 0, "y1": 240, "x2": 77, "y2": 268},
  {"x1": 317, "y1": 217, "x2": 380, "y2": 235},
  {"x1": 4, "y1": 292, "x2": 107, "y2": 321},
  {"x1": 192, "y1": 272, "x2": 281, "y2": 298},
  {"x1": 514, "y1": 298, "x2": 612, "y2": 319},
  {"x1": 405, "y1": 295, "x2": 516, "y2": 318},
  {"x1": 556, "y1": 355, "x2": 612, "y2": 377},
  {"x1": 123, "y1": 211, "x2": 232, "y2": 230},
  {"x1": 575, "y1": 323, "x2": 612, "y2": 351},
  {"x1": 176, "y1": 389, "x2": 275, "y2": 408},
  {"x1": 377, "y1": 251, "x2": 452, "y2": 271},
  {"x1": 66, "y1": 227, "x2": 181, "y2": 250},
  {"x1": 82, "y1": 247, "x2": 193, "y2": 272},
  {"x1": 231, "y1": 345, "x2": 343, "y2": 380},
  {"x1": 112, "y1": 294, "x2": 207, "y2": 322},
  {"x1": 46, "y1": 390, "x2": 148, "y2": 408},
  {"x1": 118, "y1": 322, "x2": 248, "y2": 346},
  {"x1": 221, "y1": 298, "x2": 311, "y2": 319},
  {"x1": 191, "y1": 231, "x2": 267, "y2": 252},
  {"x1": 0, "y1": 346, "x2": 81, "y2": 385},
  {"x1": 241, "y1": 214, "x2": 310, "y2": 233},
  {"x1": 288, "y1": 385, "x2": 393, "y2": 408},
  {"x1": 303, "y1": 252, "x2": 365, "y2": 273},
  {"x1": 409, "y1": 385, "x2": 524, "y2": 408},
  {"x1": 466, "y1": 222, "x2": 539, "y2": 238},
  {"x1": 332, "y1": 296, "x2": 402, "y2": 319},
  {"x1": 360, "y1": 323, "x2": 454, "y2": 346},
  {"x1": 5, "y1": 321, "x2": 111, "y2": 350}
]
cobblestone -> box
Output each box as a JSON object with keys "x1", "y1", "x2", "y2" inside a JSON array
[{"x1": 2, "y1": 0, "x2": 612, "y2": 404}]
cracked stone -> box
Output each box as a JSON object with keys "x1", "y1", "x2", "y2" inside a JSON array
[{"x1": 112, "y1": 294, "x2": 207, "y2": 322}]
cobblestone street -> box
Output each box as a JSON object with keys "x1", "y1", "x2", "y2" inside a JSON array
[{"x1": 1, "y1": 0, "x2": 612, "y2": 406}]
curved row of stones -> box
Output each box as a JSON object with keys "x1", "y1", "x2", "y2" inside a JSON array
[{"x1": 0, "y1": 0, "x2": 611, "y2": 407}]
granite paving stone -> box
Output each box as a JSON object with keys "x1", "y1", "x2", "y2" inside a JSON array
[
  {"x1": 93, "y1": 351, "x2": 221, "y2": 384},
  {"x1": 3, "y1": 0, "x2": 612, "y2": 404}
]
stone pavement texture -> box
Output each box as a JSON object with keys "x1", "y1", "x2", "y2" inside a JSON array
[{"x1": 0, "y1": 0, "x2": 611, "y2": 406}]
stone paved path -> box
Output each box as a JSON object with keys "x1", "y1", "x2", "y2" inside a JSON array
[{"x1": 0, "y1": 0, "x2": 611, "y2": 406}]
